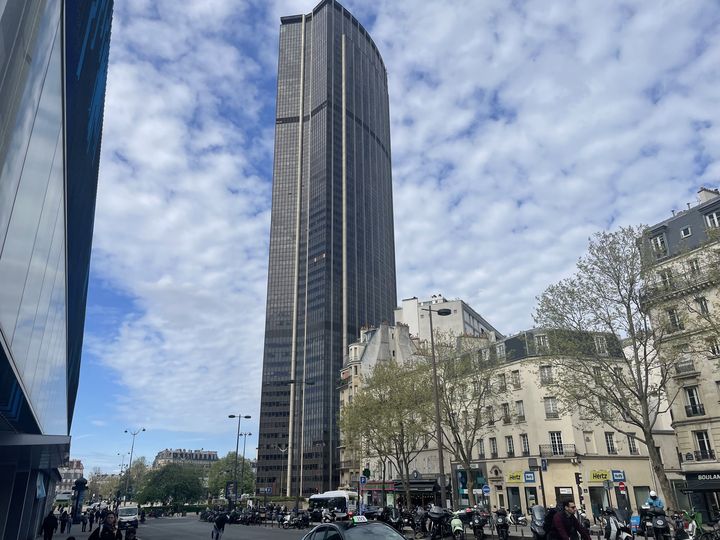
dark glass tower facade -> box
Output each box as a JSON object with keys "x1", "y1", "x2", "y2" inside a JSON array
[
  {"x1": 257, "y1": 0, "x2": 396, "y2": 496},
  {"x1": 0, "y1": 1, "x2": 112, "y2": 538}
]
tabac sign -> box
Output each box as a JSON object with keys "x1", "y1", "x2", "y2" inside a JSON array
[{"x1": 590, "y1": 470, "x2": 611, "y2": 482}]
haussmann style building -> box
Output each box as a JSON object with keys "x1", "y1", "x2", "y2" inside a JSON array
[
  {"x1": 0, "y1": 1, "x2": 113, "y2": 538},
  {"x1": 256, "y1": 0, "x2": 397, "y2": 498}
]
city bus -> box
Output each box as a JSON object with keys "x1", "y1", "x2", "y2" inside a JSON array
[{"x1": 308, "y1": 490, "x2": 359, "y2": 517}]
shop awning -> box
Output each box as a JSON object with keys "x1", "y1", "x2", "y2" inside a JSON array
[
  {"x1": 393, "y1": 479, "x2": 439, "y2": 493},
  {"x1": 685, "y1": 472, "x2": 720, "y2": 491}
]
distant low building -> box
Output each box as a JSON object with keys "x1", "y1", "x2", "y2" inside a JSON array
[
  {"x1": 56, "y1": 459, "x2": 84, "y2": 495},
  {"x1": 153, "y1": 448, "x2": 219, "y2": 469}
]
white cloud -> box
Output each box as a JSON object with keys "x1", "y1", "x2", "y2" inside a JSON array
[{"x1": 89, "y1": 0, "x2": 720, "y2": 434}]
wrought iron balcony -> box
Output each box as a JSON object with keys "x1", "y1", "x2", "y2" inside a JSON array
[
  {"x1": 676, "y1": 361, "x2": 697, "y2": 375},
  {"x1": 539, "y1": 444, "x2": 577, "y2": 457},
  {"x1": 502, "y1": 415, "x2": 512, "y2": 425},
  {"x1": 686, "y1": 404, "x2": 706, "y2": 417},
  {"x1": 695, "y1": 449, "x2": 716, "y2": 461},
  {"x1": 545, "y1": 411, "x2": 560, "y2": 419},
  {"x1": 490, "y1": 452, "x2": 498, "y2": 459},
  {"x1": 507, "y1": 451, "x2": 515, "y2": 458},
  {"x1": 516, "y1": 415, "x2": 526, "y2": 423}
]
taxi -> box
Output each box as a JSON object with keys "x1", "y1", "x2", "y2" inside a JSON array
[{"x1": 300, "y1": 515, "x2": 405, "y2": 539}]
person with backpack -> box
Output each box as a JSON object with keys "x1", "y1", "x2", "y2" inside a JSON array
[
  {"x1": 551, "y1": 500, "x2": 592, "y2": 540},
  {"x1": 40, "y1": 510, "x2": 58, "y2": 540},
  {"x1": 88, "y1": 511, "x2": 122, "y2": 540}
]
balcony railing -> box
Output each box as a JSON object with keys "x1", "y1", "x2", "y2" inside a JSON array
[
  {"x1": 502, "y1": 415, "x2": 512, "y2": 425},
  {"x1": 478, "y1": 453, "x2": 486, "y2": 459},
  {"x1": 522, "y1": 450, "x2": 530, "y2": 457},
  {"x1": 676, "y1": 361, "x2": 697, "y2": 375},
  {"x1": 540, "y1": 377, "x2": 554, "y2": 386},
  {"x1": 507, "y1": 451, "x2": 515, "y2": 458},
  {"x1": 540, "y1": 444, "x2": 577, "y2": 457},
  {"x1": 490, "y1": 452, "x2": 498, "y2": 459},
  {"x1": 516, "y1": 415, "x2": 526, "y2": 423},
  {"x1": 695, "y1": 449, "x2": 716, "y2": 461},
  {"x1": 686, "y1": 404, "x2": 706, "y2": 417},
  {"x1": 545, "y1": 411, "x2": 560, "y2": 419},
  {"x1": 630, "y1": 449, "x2": 640, "y2": 455}
]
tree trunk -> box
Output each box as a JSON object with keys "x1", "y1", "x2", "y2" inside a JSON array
[
  {"x1": 466, "y1": 465, "x2": 476, "y2": 506},
  {"x1": 645, "y1": 431, "x2": 678, "y2": 509}
]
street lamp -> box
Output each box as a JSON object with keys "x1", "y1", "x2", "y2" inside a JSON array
[
  {"x1": 275, "y1": 444, "x2": 289, "y2": 498},
  {"x1": 124, "y1": 428, "x2": 145, "y2": 497},
  {"x1": 228, "y1": 414, "x2": 251, "y2": 509},
  {"x1": 421, "y1": 304, "x2": 451, "y2": 508},
  {"x1": 285, "y1": 379, "x2": 315, "y2": 506},
  {"x1": 239, "y1": 432, "x2": 251, "y2": 499}
]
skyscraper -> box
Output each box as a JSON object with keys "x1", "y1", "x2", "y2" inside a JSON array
[
  {"x1": 257, "y1": 0, "x2": 397, "y2": 496},
  {"x1": 0, "y1": 1, "x2": 113, "y2": 537}
]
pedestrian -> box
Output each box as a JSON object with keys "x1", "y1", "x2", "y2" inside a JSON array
[
  {"x1": 89, "y1": 510, "x2": 95, "y2": 530},
  {"x1": 211, "y1": 512, "x2": 228, "y2": 540},
  {"x1": 88, "y1": 511, "x2": 123, "y2": 540},
  {"x1": 41, "y1": 511, "x2": 58, "y2": 540},
  {"x1": 66, "y1": 512, "x2": 72, "y2": 533},
  {"x1": 81, "y1": 512, "x2": 88, "y2": 531},
  {"x1": 59, "y1": 510, "x2": 69, "y2": 533},
  {"x1": 551, "y1": 500, "x2": 592, "y2": 540}
]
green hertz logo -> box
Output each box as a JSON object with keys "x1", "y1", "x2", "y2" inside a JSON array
[{"x1": 590, "y1": 470, "x2": 610, "y2": 481}]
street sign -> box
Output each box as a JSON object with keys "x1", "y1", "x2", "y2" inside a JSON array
[
  {"x1": 258, "y1": 487, "x2": 272, "y2": 494},
  {"x1": 482, "y1": 485, "x2": 491, "y2": 496},
  {"x1": 524, "y1": 472, "x2": 536, "y2": 483},
  {"x1": 618, "y1": 481, "x2": 626, "y2": 494},
  {"x1": 612, "y1": 470, "x2": 626, "y2": 482},
  {"x1": 359, "y1": 475, "x2": 367, "y2": 485},
  {"x1": 603, "y1": 480, "x2": 614, "y2": 490}
]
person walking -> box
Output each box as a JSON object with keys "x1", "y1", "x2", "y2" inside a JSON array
[
  {"x1": 41, "y1": 511, "x2": 58, "y2": 540},
  {"x1": 551, "y1": 500, "x2": 592, "y2": 540},
  {"x1": 81, "y1": 512, "x2": 88, "y2": 531},
  {"x1": 88, "y1": 511, "x2": 122, "y2": 540},
  {"x1": 89, "y1": 510, "x2": 95, "y2": 531},
  {"x1": 211, "y1": 512, "x2": 228, "y2": 540},
  {"x1": 59, "y1": 510, "x2": 69, "y2": 533}
]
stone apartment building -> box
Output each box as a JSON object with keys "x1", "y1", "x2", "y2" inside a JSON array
[
  {"x1": 339, "y1": 313, "x2": 685, "y2": 519},
  {"x1": 153, "y1": 449, "x2": 219, "y2": 469},
  {"x1": 642, "y1": 186, "x2": 720, "y2": 520},
  {"x1": 56, "y1": 459, "x2": 84, "y2": 495}
]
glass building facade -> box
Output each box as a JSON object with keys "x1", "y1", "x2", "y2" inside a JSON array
[
  {"x1": 0, "y1": 1, "x2": 113, "y2": 538},
  {"x1": 257, "y1": 0, "x2": 397, "y2": 496}
]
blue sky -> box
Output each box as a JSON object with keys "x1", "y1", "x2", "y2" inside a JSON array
[{"x1": 70, "y1": 0, "x2": 720, "y2": 473}]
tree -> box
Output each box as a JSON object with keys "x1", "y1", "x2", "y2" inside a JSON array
[
  {"x1": 208, "y1": 452, "x2": 255, "y2": 499},
  {"x1": 136, "y1": 463, "x2": 204, "y2": 505},
  {"x1": 426, "y1": 333, "x2": 504, "y2": 506},
  {"x1": 121, "y1": 457, "x2": 149, "y2": 500},
  {"x1": 87, "y1": 469, "x2": 120, "y2": 502},
  {"x1": 340, "y1": 359, "x2": 434, "y2": 506},
  {"x1": 534, "y1": 226, "x2": 680, "y2": 508}
]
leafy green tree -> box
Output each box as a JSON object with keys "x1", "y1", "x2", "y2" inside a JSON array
[
  {"x1": 208, "y1": 452, "x2": 255, "y2": 499},
  {"x1": 136, "y1": 463, "x2": 204, "y2": 505},
  {"x1": 121, "y1": 456, "x2": 149, "y2": 499},
  {"x1": 534, "y1": 226, "x2": 679, "y2": 508},
  {"x1": 341, "y1": 359, "x2": 433, "y2": 506}
]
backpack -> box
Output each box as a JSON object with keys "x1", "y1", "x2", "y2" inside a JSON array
[{"x1": 544, "y1": 507, "x2": 559, "y2": 539}]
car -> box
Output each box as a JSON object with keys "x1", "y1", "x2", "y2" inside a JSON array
[
  {"x1": 363, "y1": 506, "x2": 382, "y2": 520},
  {"x1": 300, "y1": 516, "x2": 406, "y2": 539},
  {"x1": 117, "y1": 504, "x2": 140, "y2": 530}
]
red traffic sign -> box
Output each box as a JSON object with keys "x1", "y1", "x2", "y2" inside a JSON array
[{"x1": 618, "y1": 481, "x2": 626, "y2": 492}]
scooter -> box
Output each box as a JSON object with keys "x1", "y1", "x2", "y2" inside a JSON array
[
  {"x1": 530, "y1": 505, "x2": 546, "y2": 540},
  {"x1": 495, "y1": 508, "x2": 510, "y2": 540},
  {"x1": 428, "y1": 505, "x2": 453, "y2": 540},
  {"x1": 470, "y1": 509, "x2": 487, "y2": 540},
  {"x1": 602, "y1": 508, "x2": 633, "y2": 540},
  {"x1": 451, "y1": 510, "x2": 466, "y2": 540},
  {"x1": 510, "y1": 506, "x2": 528, "y2": 526}
]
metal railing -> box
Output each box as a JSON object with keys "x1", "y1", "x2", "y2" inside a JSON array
[
  {"x1": 539, "y1": 444, "x2": 576, "y2": 457},
  {"x1": 676, "y1": 361, "x2": 697, "y2": 374},
  {"x1": 545, "y1": 411, "x2": 560, "y2": 419},
  {"x1": 695, "y1": 449, "x2": 716, "y2": 461},
  {"x1": 516, "y1": 415, "x2": 526, "y2": 423},
  {"x1": 686, "y1": 404, "x2": 706, "y2": 417}
]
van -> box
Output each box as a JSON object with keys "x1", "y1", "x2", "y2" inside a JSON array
[{"x1": 118, "y1": 504, "x2": 140, "y2": 529}]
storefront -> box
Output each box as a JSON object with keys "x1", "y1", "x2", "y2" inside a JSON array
[
  {"x1": 363, "y1": 481, "x2": 394, "y2": 506},
  {"x1": 684, "y1": 472, "x2": 720, "y2": 522},
  {"x1": 393, "y1": 478, "x2": 439, "y2": 507}
]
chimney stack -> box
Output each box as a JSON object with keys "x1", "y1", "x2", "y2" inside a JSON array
[{"x1": 698, "y1": 186, "x2": 720, "y2": 204}]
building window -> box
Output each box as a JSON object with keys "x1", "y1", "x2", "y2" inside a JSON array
[
  {"x1": 496, "y1": 343, "x2": 506, "y2": 359},
  {"x1": 511, "y1": 370, "x2": 521, "y2": 389},
  {"x1": 478, "y1": 438, "x2": 485, "y2": 459},
  {"x1": 681, "y1": 226, "x2": 692, "y2": 238},
  {"x1": 490, "y1": 437, "x2": 498, "y2": 458},
  {"x1": 486, "y1": 406, "x2": 495, "y2": 425},
  {"x1": 695, "y1": 297, "x2": 710, "y2": 315},
  {"x1": 516, "y1": 400, "x2": 525, "y2": 421},
  {"x1": 520, "y1": 434, "x2": 530, "y2": 456},
  {"x1": 688, "y1": 259, "x2": 701, "y2": 276},
  {"x1": 540, "y1": 365, "x2": 553, "y2": 385},
  {"x1": 667, "y1": 308, "x2": 684, "y2": 332},
  {"x1": 535, "y1": 334, "x2": 549, "y2": 352},
  {"x1": 695, "y1": 431, "x2": 713, "y2": 460},
  {"x1": 594, "y1": 336, "x2": 608, "y2": 355},
  {"x1": 708, "y1": 337, "x2": 720, "y2": 356},
  {"x1": 651, "y1": 233, "x2": 668, "y2": 258},
  {"x1": 605, "y1": 432, "x2": 617, "y2": 454},
  {"x1": 544, "y1": 397, "x2": 559, "y2": 419},
  {"x1": 481, "y1": 348, "x2": 490, "y2": 362},
  {"x1": 506, "y1": 436, "x2": 515, "y2": 457},
  {"x1": 658, "y1": 269, "x2": 674, "y2": 290},
  {"x1": 549, "y1": 432, "x2": 564, "y2": 455},
  {"x1": 502, "y1": 403, "x2": 511, "y2": 423},
  {"x1": 627, "y1": 434, "x2": 639, "y2": 455},
  {"x1": 685, "y1": 386, "x2": 704, "y2": 416},
  {"x1": 706, "y1": 211, "x2": 720, "y2": 229},
  {"x1": 497, "y1": 373, "x2": 507, "y2": 392}
]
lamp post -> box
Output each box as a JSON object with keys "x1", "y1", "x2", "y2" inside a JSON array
[
  {"x1": 239, "y1": 432, "x2": 251, "y2": 499},
  {"x1": 124, "y1": 428, "x2": 145, "y2": 497},
  {"x1": 275, "y1": 443, "x2": 288, "y2": 497},
  {"x1": 421, "y1": 304, "x2": 451, "y2": 508},
  {"x1": 228, "y1": 414, "x2": 251, "y2": 509},
  {"x1": 286, "y1": 379, "x2": 314, "y2": 508}
]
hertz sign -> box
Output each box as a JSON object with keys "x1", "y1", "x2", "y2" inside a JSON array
[
  {"x1": 507, "y1": 472, "x2": 523, "y2": 483},
  {"x1": 590, "y1": 470, "x2": 611, "y2": 482}
]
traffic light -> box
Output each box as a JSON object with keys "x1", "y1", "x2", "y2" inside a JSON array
[
  {"x1": 363, "y1": 468, "x2": 371, "y2": 478},
  {"x1": 575, "y1": 473, "x2": 582, "y2": 485}
]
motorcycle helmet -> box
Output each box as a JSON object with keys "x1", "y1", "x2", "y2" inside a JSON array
[{"x1": 649, "y1": 491, "x2": 657, "y2": 498}]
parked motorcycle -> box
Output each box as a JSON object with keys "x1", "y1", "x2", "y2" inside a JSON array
[
  {"x1": 495, "y1": 508, "x2": 510, "y2": 540},
  {"x1": 602, "y1": 508, "x2": 634, "y2": 540},
  {"x1": 451, "y1": 510, "x2": 466, "y2": 540},
  {"x1": 428, "y1": 505, "x2": 453, "y2": 540},
  {"x1": 641, "y1": 506, "x2": 670, "y2": 540},
  {"x1": 471, "y1": 509, "x2": 488, "y2": 540},
  {"x1": 530, "y1": 505, "x2": 546, "y2": 540},
  {"x1": 510, "y1": 506, "x2": 528, "y2": 527}
]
